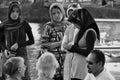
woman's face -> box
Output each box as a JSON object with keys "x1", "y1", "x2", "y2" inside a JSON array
[
  {"x1": 10, "y1": 6, "x2": 20, "y2": 20},
  {"x1": 51, "y1": 8, "x2": 63, "y2": 22},
  {"x1": 19, "y1": 62, "x2": 26, "y2": 77}
]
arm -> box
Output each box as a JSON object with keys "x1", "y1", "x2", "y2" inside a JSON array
[
  {"x1": 61, "y1": 26, "x2": 70, "y2": 51},
  {"x1": 0, "y1": 27, "x2": 6, "y2": 51},
  {"x1": 0, "y1": 38, "x2": 6, "y2": 51},
  {"x1": 69, "y1": 30, "x2": 96, "y2": 57},
  {"x1": 18, "y1": 21, "x2": 34, "y2": 47}
]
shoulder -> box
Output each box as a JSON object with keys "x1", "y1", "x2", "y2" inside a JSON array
[
  {"x1": 99, "y1": 76, "x2": 115, "y2": 80},
  {"x1": 45, "y1": 22, "x2": 54, "y2": 27},
  {"x1": 97, "y1": 68, "x2": 115, "y2": 80},
  {"x1": 85, "y1": 28, "x2": 96, "y2": 37},
  {"x1": 84, "y1": 73, "x2": 96, "y2": 80},
  {"x1": 43, "y1": 22, "x2": 55, "y2": 30},
  {"x1": 22, "y1": 20, "x2": 29, "y2": 25},
  {"x1": 21, "y1": 20, "x2": 31, "y2": 29},
  {"x1": 86, "y1": 28, "x2": 96, "y2": 34}
]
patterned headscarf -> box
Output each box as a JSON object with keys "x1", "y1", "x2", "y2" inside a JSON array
[{"x1": 49, "y1": 3, "x2": 65, "y2": 23}]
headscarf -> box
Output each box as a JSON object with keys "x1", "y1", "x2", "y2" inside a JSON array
[
  {"x1": 49, "y1": 3, "x2": 65, "y2": 23},
  {"x1": 67, "y1": 3, "x2": 82, "y2": 17},
  {"x1": 4, "y1": 1, "x2": 22, "y2": 27},
  {"x1": 68, "y1": 8, "x2": 100, "y2": 42}
]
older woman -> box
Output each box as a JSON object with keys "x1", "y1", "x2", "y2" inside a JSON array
[
  {"x1": 36, "y1": 52, "x2": 59, "y2": 80},
  {"x1": 4, "y1": 57, "x2": 26, "y2": 80}
]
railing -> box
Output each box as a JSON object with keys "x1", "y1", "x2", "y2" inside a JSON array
[
  {"x1": 95, "y1": 46, "x2": 120, "y2": 51},
  {"x1": 95, "y1": 46, "x2": 120, "y2": 62}
]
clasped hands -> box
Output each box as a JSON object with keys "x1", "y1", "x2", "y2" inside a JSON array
[
  {"x1": 63, "y1": 41, "x2": 74, "y2": 50},
  {"x1": 4, "y1": 43, "x2": 18, "y2": 58}
]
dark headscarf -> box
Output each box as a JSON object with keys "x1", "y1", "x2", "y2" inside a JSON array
[
  {"x1": 68, "y1": 8, "x2": 100, "y2": 41},
  {"x1": 4, "y1": 1, "x2": 22, "y2": 27}
]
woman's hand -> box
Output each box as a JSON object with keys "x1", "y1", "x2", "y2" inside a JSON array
[
  {"x1": 4, "y1": 49, "x2": 9, "y2": 58},
  {"x1": 63, "y1": 42, "x2": 73, "y2": 50},
  {"x1": 10, "y1": 43, "x2": 18, "y2": 51},
  {"x1": 4, "y1": 49, "x2": 15, "y2": 58}
]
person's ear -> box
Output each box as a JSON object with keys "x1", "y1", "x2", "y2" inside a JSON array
[
  {"x1": 97, "y1": 61, "x2": 103, "y2": 67},
  {"x1": 18, "y1": 67, "x2": 22, "y2": 73}
]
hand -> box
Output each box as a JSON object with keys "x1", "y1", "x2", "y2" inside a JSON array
[
  {"x1": 64, "y1": 43, "x2": 73, "y2": 50},
  {"x1": 4, "y1": 49, "x2": 9, "y2": 58},
  {"x1": 10, "y1": 43, "x2": 18, "y2": 51},
  {"x1": 4, "y1": 49, "x2": 15, "y2": 58}
]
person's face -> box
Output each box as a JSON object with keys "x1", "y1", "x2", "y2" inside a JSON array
[
  {"x1": 19, "y1": 62, "x2": 26, "y2": 77},
  {"x1": 10, "y1": 6, "x2": 20, "y2": 20},
  {"x1": 86, "y1": 53, "x2": 101, "y2": 76},
  {"x1": 51, "y1": 8, "x2": 63, "y2": 22}
]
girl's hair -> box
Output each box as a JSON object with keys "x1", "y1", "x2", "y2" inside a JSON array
[{"x1": 4, "y1": 57, "x2": 24, "y2": 76}]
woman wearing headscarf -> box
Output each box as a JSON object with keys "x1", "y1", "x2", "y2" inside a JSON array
[
  {"x1": 61, "y1": 8, "x2": 100, "y2": 80},
  {"x1": 66, "y1": 3, "x2": 81, "y2": 18},
  {"x1": 40, "y1": 3, "x2": 69, "y2": 79},
  {"x1": 0, "y1": 1, "x2": 34, "y2": 80}
]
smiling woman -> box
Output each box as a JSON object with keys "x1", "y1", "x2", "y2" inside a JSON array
[{"x1": 0, "y1": 1, "x2": 34, "y2": 80}]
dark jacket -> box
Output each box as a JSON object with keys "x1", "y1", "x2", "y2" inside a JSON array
[{"x1": 0, "y1": 20, "x2": 34, "y2": 56}]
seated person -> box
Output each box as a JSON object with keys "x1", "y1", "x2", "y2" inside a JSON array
[
  {"x1": 85, "y1": 50, "x2": 115, "y2": 80},
  {"x1": 4, "y1": 57, "x2": 26, "y2": 80},
  {"x1": 36, "y1": 51, "x2": 59, "y2": 80}
]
